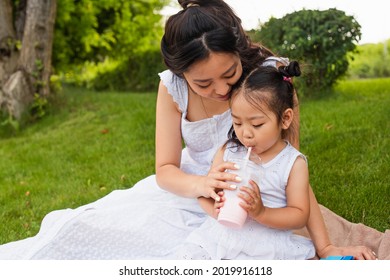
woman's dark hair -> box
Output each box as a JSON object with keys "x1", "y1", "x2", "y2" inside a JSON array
[
  {"x1": 161, "y1": 0, "x2": 274, "y2": 81},
  {"x1": 228, "y1": 61, "x2": 301, "y2": 145}
]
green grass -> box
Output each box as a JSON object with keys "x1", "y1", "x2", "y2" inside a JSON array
[
  {"x1": 0, "y1": 79, "x2": 389, "y2": 245},
  {"x1": 300, "y1": 78, "x2": 390, "y2": 232},
  {"x1": 0, "y1": 87, "x2": 156, "y2": 244}
]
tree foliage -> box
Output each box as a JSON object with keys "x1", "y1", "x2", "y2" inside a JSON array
[
  {"x1": 53, "y1": 0, "x2": 168, "y2": 90},
  {"x1": 251, "y1": 9, "x2": 361, "y2": 93}
]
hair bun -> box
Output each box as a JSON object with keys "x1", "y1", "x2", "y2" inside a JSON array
[
  {"x1": 278, "y1": 61, "x2": 301, "y2": 77},
  {"x1": 288, "y1": 61, "x2": 301, "y2": 77}
]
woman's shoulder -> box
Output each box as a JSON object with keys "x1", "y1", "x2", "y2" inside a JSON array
[
  {"x1": 158, "y1": 70, "x2": 188, "y2": 112},
  {"x1": 158, "y1": 70, "x2": 183, "y2": 85}
]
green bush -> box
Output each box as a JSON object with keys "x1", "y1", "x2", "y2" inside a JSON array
[
  {"x1": 63, "y1": 48, "x2": 165, "y2": 92},
  {"x1": 125, "y1": 49, "x2": 166, "y2": 92},
  {"x1": 250, "y1": 9, "x2": 361, "y2": 93}
]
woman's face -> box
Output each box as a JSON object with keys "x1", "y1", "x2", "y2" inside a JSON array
[{"x1": 183, "y1": 52, "x2": 242, "y2": 102}]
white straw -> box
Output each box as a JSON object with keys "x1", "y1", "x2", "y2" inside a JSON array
[
  {"x1": 245, "y1": 147, "x2": 252, "y2": 161},
  {"x1": 243, "y1": 147, "x2": 252, "y2": 171}
]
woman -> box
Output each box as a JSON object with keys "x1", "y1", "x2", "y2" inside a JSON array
[{"x1": 0, "y1": 0, "x2": 382, "y2": 259}]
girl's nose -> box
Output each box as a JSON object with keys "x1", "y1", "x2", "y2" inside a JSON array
[{"x1": 242, "y1": 127, "x2": 254, "y2": 139}]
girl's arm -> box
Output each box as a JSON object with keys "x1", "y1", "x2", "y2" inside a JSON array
[
  {"x1": 240, "y1": 156, "x2": 310, "y2": 229},
  {"x1": 198, "y1": 197, "x2": 218, "y2": 218},
  {"x1": 155, "y1": 81, "x2": 238, "y2": 200}
]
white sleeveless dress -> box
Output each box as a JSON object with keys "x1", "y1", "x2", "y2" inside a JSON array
[
  {"x1": 0, "y1": 70, "x2": 232, "y2": 259},
  {"x1": 177, "y1": 142, "x2": 316, "y2": 260}
]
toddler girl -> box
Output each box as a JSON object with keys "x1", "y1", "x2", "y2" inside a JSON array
[{"x1": 179, "y1": 62, "x2": 316, "y2": 259}]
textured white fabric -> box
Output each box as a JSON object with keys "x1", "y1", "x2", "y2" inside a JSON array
[
  {"x1": 0, "y1": 70, "x2": 232, "y2": 260},
  {"x1": 177, "y1": 142, "x2": 316, "y2": 260}
]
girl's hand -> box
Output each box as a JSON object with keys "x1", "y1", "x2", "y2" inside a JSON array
[
  {"x1": 201, "y1": 161, "x2": 241, "y2": 201},
  {"x1": 318, "y1": 244, "x2": 377, "y2": 260},
  {"x1": 238, "y1": 180, "x2": 265, "y2": 219}
]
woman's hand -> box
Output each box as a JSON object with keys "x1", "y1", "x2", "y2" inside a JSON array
[
  {"x1": 318, "y1": 244, "x2": 378, "y2": 260},
  {"x1": 199, "y1": 161, "x2": 241, "y2": 201},
  {"x1": 238, "y1": 180, "x2": 265, "y2": 219}
]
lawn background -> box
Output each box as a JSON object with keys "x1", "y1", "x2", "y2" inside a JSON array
[{"x1": 0, "y1": 78, "x2": 389, "y2": 244}]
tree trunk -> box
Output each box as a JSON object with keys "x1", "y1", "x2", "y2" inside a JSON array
[
  {"x1": 0, "y1": 0, "x2": 57, "y2": 120},
  {"x1": 0, "y1": 0, "x2": 18, "y2": 84}
]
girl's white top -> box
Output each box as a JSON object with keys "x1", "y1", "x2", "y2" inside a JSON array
[{"x1": 177, "y1": 142, "x2": 316, "y2": 260}]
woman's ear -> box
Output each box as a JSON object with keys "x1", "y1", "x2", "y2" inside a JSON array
[{"x1": 281, "y1": 108, "x2": 294, "y2": 129}]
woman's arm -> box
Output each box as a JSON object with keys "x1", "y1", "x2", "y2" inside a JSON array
[
  {"x1": 306, "y1": 188, "x2": 332, "y2": 255},
  {"x1": 306, "y1": 187, "x2": 377, "y2": 260},
  {"x1": 155, "y1": 80, "x2": 198, "y2": 196},
  {"x1": 290, "y1": 91, "x2": 300, "y2": 149}
]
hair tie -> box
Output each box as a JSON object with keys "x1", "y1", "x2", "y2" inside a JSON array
[
  {"x1": 187, "y1": 3, "x2": 200, "y2": 8},
  {"x1": 283, "y1": 76, "x2": 292, "y2": 83}
]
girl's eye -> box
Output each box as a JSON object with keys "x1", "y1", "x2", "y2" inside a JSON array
[
  {"x1": 253, "y1": 124, "x2": 263, "y2": 128},
  {"x1": 233, "y1": 122, "x2": 242, "y2": 126},
  {"x1": 197, "y1": 84, "x2": 210, "y2": 89}
]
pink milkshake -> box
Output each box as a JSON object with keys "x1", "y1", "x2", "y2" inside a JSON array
[{"x1": 218, "y1": 149, "x2": 262, "y2": 228}]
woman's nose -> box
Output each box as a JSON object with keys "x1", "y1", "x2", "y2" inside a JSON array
[{"x1": 214, "y1": 81, "x2": 230, "y2": 96}]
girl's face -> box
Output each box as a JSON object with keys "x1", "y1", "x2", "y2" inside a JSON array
[
  {"x1": 183, "y1": 52, "x2": 242, "y2": 102},
  {"x1": 231, "y1": 92, "x2": 285, "y2": 158}
]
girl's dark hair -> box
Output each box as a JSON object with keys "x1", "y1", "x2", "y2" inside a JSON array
[
  {"x1": 161, "y1": 0, "x2": 274, "y2": 81},
  {"x1": 228, "y1": 61, "x2": 301, "y2": 145}
]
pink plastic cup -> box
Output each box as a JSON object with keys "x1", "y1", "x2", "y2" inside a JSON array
[{"x1": 217, "y1": 158, "x2": 261, "y2": 228}]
